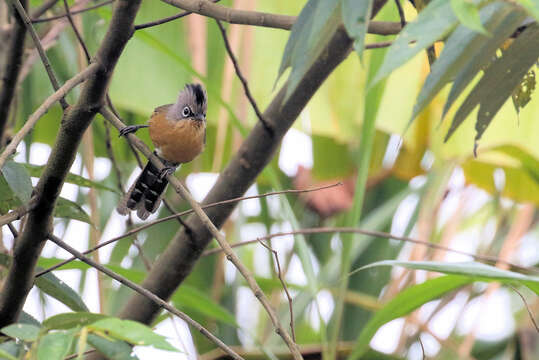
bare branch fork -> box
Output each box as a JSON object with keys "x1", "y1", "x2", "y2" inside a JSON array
[{"x1": 101, "y1": 108, "x2": 303, "y2": 359}]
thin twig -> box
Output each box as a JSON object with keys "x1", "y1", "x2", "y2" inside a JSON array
[
  {"x1": 31, "y1": 0, "x2": 114, "y2": 24},
  {"x1": 134, "y1": 0, "x2": 221, "y2": 31},
  {"x1": 7, "y1": 0, "x2": 68, "y2": 109},
  {"x1": 45, "y1": 233, "x2": 244, "y2": 360},
  {"x1": 101, "y1": 107, "x2": 303, "y2": 360},
  {"x1": 62, "y1": 0, "x2": 91, "y2": 62},
  {"x1": 257, "y1": 239, "x2": 295, "y2": 342},
  {"x1": 202, "y1": 227, "x2": 536, "y2": 274},
  {"x1": 0, "y1": 198, "x2": 38, "y2": 227},
  {"x1": 508, "y1": 285, "x2": 539, "y2": 333},
  {"x1": 418, "y1": 335, "x2": 426, "y2": 360},
  {"x1": 215, "y1": 19, "x2": 273, "y2": 134},
  {"x1": 394, "y1": 0, "x2": 406, "y2": 28},
  {"x1": 35, "y1": 183, "x2": 340, "y2": 277},
  {"x1": 0, "y1": 63, "x2": 99, "y2": 170}
]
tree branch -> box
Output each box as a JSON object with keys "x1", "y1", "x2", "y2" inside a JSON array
[
  {"x1": 0, "y1": 0, "x2": 28, "y2": 146},
  {"x1": 0, "y1": 0, "x2": 142, "y2": 327},
  {"x1": 163, "y1": 0, "x2": 401, "y2": 35},
  {"x1": 0, "y1": 198, "x2": 37, "y2": 227},
  {"x1": 101, "y1": 108, "x2": 303, "y2": 359}
]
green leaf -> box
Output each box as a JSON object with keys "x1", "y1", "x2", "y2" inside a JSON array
[
  {"x1": 1, "y1": 323, "x2": 40, "y2": 341},
  {"x1": 0, "y1": 348, "x2": 18, "y2": 360},
  {"x1": 35, "y1": 271, "x2": 90, "y2": 312},
  {"x1": 446, "y1": 24, "x2": 539, "y2": 143},
  {"x1": 87, "y1": 334, "x2": 138, "y2": 360},
  {"x1": 371, "y1": 0, "x2": 459, "y2": 86},
  {"x1": 411, "y1": 1, "x2": 522, "y2": 122},
  {"x1": 0, "y1": 160, "x2": 32, "y2": 203},
  {"x1": 341, "y1": 0, "x2": 373, "y2": 58},
  {"x1": 442, "y1": 7, "x2": 528, "y2": 116},
  {"x1": 171, "y1": 285, "x2": 236, "y2": 326},
  {"x1": 24, "y1": 164, "x2": 119, "y2": 194},
  {"x1": 0, "y1": 340, "x2": 23, "y2": 359},
  {"x1": 450, "y1": 0, "x2": 488, "y2": 34},
  {"x1": 348, "y1": 275, "x2": 472, "y2": 360},
  {"x1": 277, "y1": 0, "x2": 341, "y2": 101},
  {"x1": 54, "y1": 197, "x2": 92, "y2": 225},
  {"x1": 512, "y1": 69, "x2": 536, "y2": 113},
  {"x1": 37, "y1": 332, "x2": 74, "y2": 360},
  {"x1": 19, "y1": 311, "x2": 41, "y2": 327},
  {"x1": 356, "y1": 260, "x2": 539, "y2": 294},
  {"x1": 43, "y1": 312, "x2": 108, "y2": 330},
  {"x1": 88, "y1": 318, "x2": 177, "y2": 351}
]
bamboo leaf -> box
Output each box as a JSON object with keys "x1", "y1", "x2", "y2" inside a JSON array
[
  {"x1": 35, "y1": 271, "x2": 90, "y2": 312},
  {"x1": 450, "y1": 0, "x2": 488, "y2": 34}
]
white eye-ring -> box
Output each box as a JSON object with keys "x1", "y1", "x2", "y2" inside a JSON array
[{"x1": 182, "y1": 106, "x2": 191, "y2": 117}]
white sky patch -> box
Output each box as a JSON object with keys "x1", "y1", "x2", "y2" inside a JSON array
[
  {"x1": 278, "y1": 128, "x2": 313, "y2": 177},
  {"x1": 185, "y1": 172, "x2": 219, "y2": 202},
  {"x1": 235, "y1": 287, "x2": 259, "y2": 347},
  {"x1": 285, "y1": 254, "x2": 307, "y2": 286},
  {"x1": 382, "y1": 134, "x2": 402, "y2": 169},
  {"x1": 456, "y1": 289, "x2": 515, "y2": 341},
  {"x1": 240, "y1": 183, "x2": 261, "y2": 217},
  {"x1": 371, "y1": 318, "x2": 404, "y2": 354},
  {"x1": 134, "y1": 317, "x2": 193, "y2": 360}
]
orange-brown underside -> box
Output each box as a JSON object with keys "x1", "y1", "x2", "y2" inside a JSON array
[{"x1": 149, "y1": 107, "x2": 205, "y2": 164}]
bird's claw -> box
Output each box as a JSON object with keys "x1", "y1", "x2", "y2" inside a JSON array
[
  {"x1": 118, "y1": 125, "x2": 148, "y2": 137},
  {"x1": 159, "y1": 166, "x2": 175, "y2": 179}
]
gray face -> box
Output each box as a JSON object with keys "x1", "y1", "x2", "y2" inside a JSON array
[{"x1": 169, "y1": 83, "x2": 207, "y2": 121}]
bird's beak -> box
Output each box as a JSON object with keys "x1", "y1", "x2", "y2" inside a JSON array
[{"x1": 195, "y1": 114, "x2": 206, "y2": 122}]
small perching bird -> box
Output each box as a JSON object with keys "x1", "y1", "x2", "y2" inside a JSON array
[{"x1": 117, "y1": 83, "x2": 207, "y2": 220}]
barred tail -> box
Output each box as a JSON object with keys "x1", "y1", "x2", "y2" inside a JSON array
[{"x1": 116, "y1": 161, "x2": 169, "y2": 220}]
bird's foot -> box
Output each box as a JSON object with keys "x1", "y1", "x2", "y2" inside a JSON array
[
  {"x1": 118, "y1": 125, "x2": 149, "y2": 137},
  {"x1": 159, "y1": 166, "x2": 176, "y2": 179}
]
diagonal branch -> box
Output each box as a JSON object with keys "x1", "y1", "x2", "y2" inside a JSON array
[
  {"x1": 0, "y1": 0, "x2": 143, "y2": 327},
  {"x1": 214, "y1": 19, "x2": 272, "y2": 133},
  {"x1": 101, "y1": 108, "x2": 303, "y2": 359}
]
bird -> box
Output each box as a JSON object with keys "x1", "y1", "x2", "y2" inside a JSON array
[{"x1": 116, "y1": 83, "x2": 207, "y2": 220}]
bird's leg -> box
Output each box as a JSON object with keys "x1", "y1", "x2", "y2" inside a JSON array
[
  {"x1": 158, "y1": 157, "x2": 179, "y2": 179},
  {"x1": 118, "y1": 124, "x2": 149, "y2": 137}
]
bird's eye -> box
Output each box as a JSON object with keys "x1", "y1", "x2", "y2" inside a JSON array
[{"x1": 182, "y1": 106, "x2": 191, "y2": 117}]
